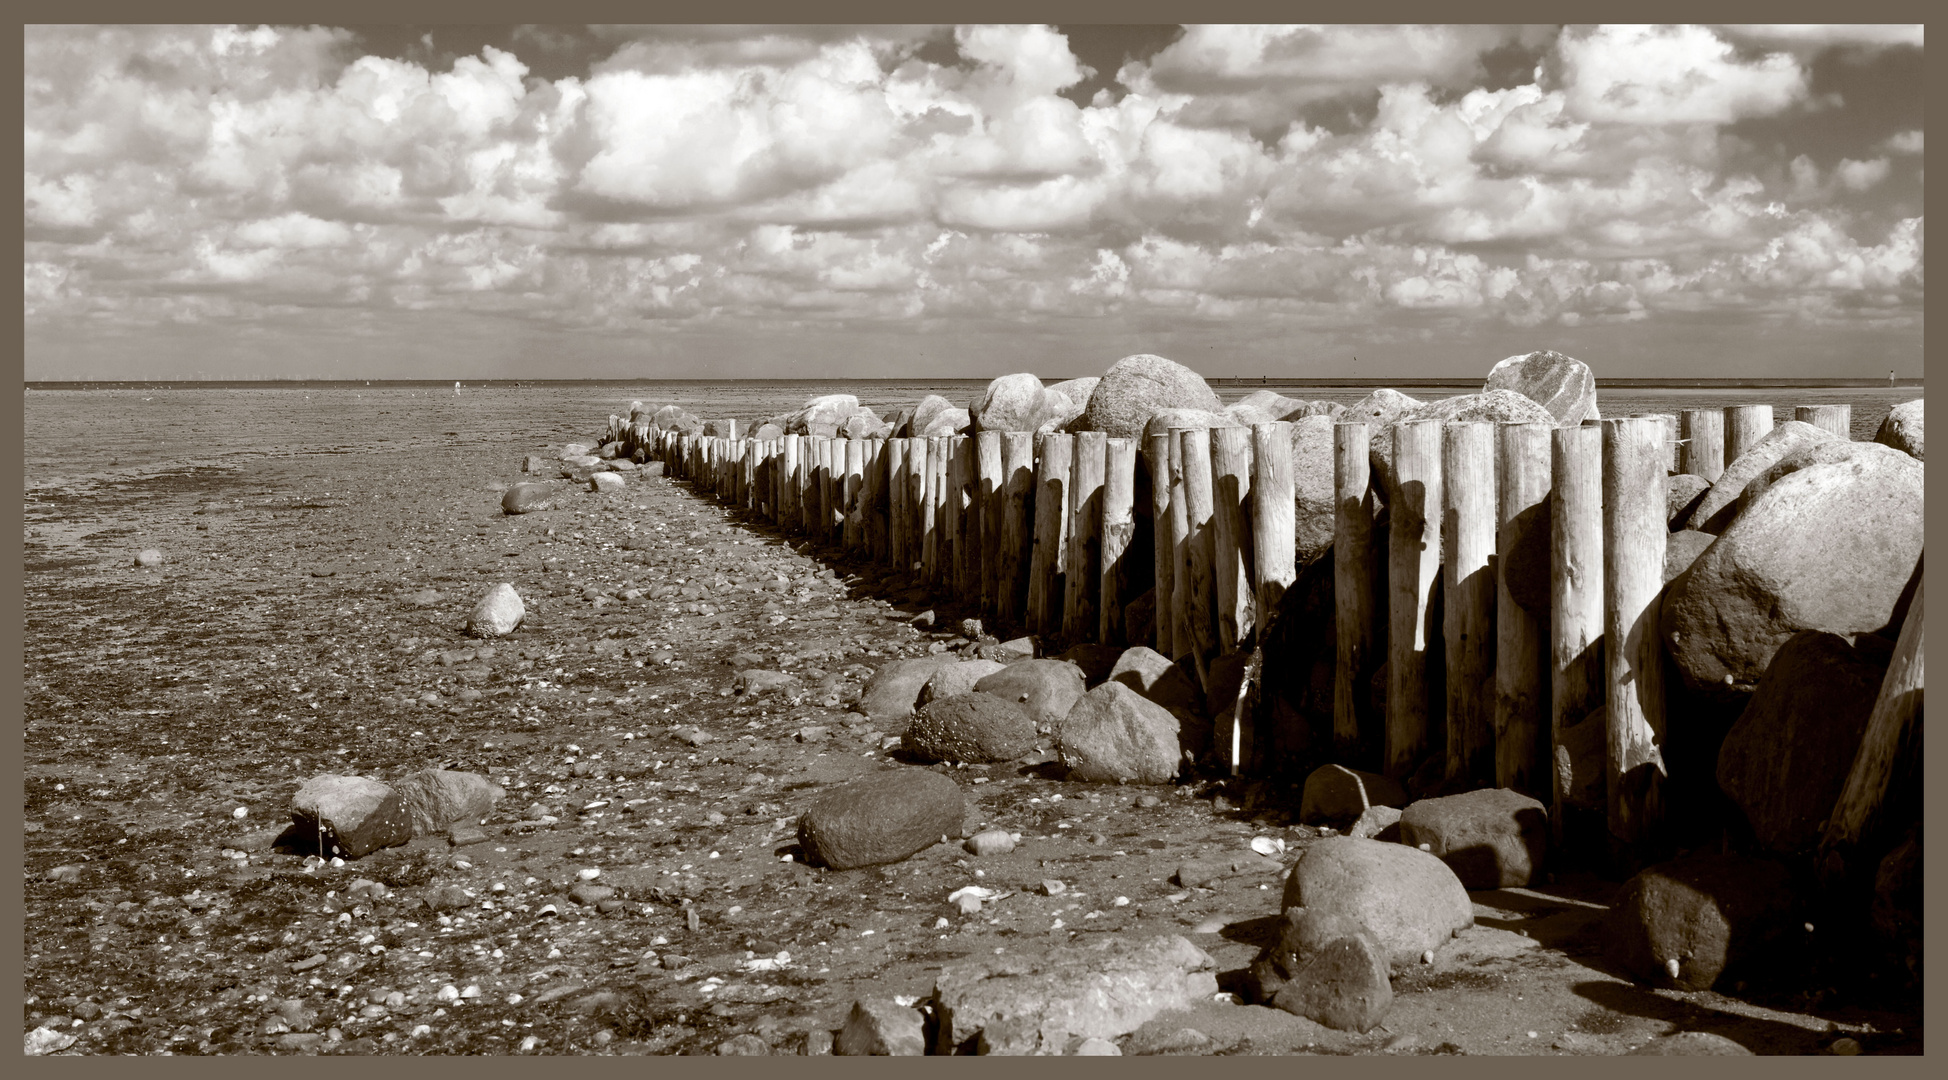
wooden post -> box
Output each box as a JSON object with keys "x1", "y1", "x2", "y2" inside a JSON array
[
  {"x1": 886, "y1": 437, "x2": 908, "y2": 569},
  {"x1": 1334, "y1": 422, "x2": 1376, "y2": 759},
  {"x1": 1180, "y1": 427, "x2": 1218, "y2": 692},
  {"x1": 921, "y1": 436, "x2": 940, "y2": 582},
  {"x1": 1147, "y1": 432, "x2": 1176, "y2": 655},
  {"x1": 1550, "y1": 423, "x2": 1605, "y2": 838},
  {"x1": 1209, "y1": 425, "x2": 1255, "y2": 654},
  {"x1": 1819, "y1": 573, "x2": 1922, "y2": 887},
  {"x1": 1603, "y1": 417, "x2": 1669, "y2": 847},
  {"x1": 1496, "y1": 422, "x2": 1552, "y2": 799},
  {"x1": 977, "y1": 432, "x2": 1004, "y2": 616},
  {"x1": 1065, "y1": 432, "x2": 1108, "y2": 643},
  {"x1": 743, "y1": 439, "x2": 757, "y2": 510},
  {"x1": 1442, "y1": 421, "x2": 1497, "y2": 790},
  {"x1": 1251, "y1": 422, "x2": 1296, "y2": 624},
  {"x1": 1101, "y1": 437, "x2": 1138, "y2": 647},
  {"x1": 844, "y1": 438, "x2": 864, "y2": 550},
  {"x1": 1795, "y1": 404, "x2": 1852, "y2": 439},
  {"x1": 1679, "y1": 408, "x2": 1724, "y2": 482},
  {"x1": 907, "y1": 437, "x2": 930, "y2": 575},
  {"x1": 947, "y1": 436, "x2": 970, "y2": 597},
  {"x1": 1724, "y1": 404, "x2": 1773, "y2": 466},
  {"x1": 1163, "y1": 431, "x2": 1192, "y2": 665},
  {"x1": 934, "y1": 435, "x2": 953, "y2": 584},
  {"x1": 999, "y1": 432, "x2": 1035, "y2": 628},
  {"x1": 1029, "y1": 433, "x2": 1073, "y2": 638},
  {"x1": 820, "y1": 437, "x2": 838, "y2": 543},
  {"x1": 1387, "y1": 419, "x2": 1442, "y2": 781}
]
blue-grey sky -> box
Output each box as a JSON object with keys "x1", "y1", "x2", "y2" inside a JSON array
[{"x1": 24, "y1": 24, "x2": 1924, "y2": 381}]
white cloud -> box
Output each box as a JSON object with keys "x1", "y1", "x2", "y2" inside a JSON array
[
  {"x1": 1835, "y1": 157, "x2": 1892, "y2": 192},
  {"x1": 1556, "y1": 25, "x2": 1807, "y2": 125},
  {"x1": 1883, "y1": 129, "x2": 1923, "y2": 155},
  {"x1": 1717, "y1": 25, "x2": 1922, "y2": 52}
]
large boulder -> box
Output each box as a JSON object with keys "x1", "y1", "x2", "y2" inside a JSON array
[
  {"x1": 1667, "y1": 473, "x2": 1711, "y2": 528},
  {"x1": 289, "y1": 774, "x2": 413, "y2": 858},
  {"x1": 1396, "y1": 788, "x2": 1549, "y2": 889},
  {"x1": 1224, "y1": 390, "x2": 1308, "y2": 427},
  {"x1": 972, "y1": 659, "x2": 1087, "y2": 731},
  {"x1": 1715, "y1": 631, "x2": 1888, "y2": 856},
  {"x1": 1289, "y1": 414, "x2": 1338, "y2": 567},
  {"x1": 1077, "y1": 354, "x2": 1224, "y2": 442},
  {"x1": 836, "y1": 999, "x2": 926, "y2": 1056},
  {"x1": 1662, "y1": 452, "x2": 1923, "y2": 693},
  {"x1": 1045, "y1": 377, "x2": 1100, "y2": 419},
  {"x1": 903, "y1": 694, "x2": 1038, "y2": 764},
  {"x1": 753, "y1": 422, "x2": 784, "y2": 442},
  {"x1": 1038, "y1": 388, "x2": 1083, "y2": 433},
  {"x1": 1106, "y1": 646, "x2": 1204, "y2": 719},
  {"x1": 920, "y1": 407, "x2": 971, "y2": 437},
  {"x1": 842, "y1": 410, "x2": 890, "y2": 440},
  {"x1": 903, "y1": 395, "x2": 956, "y2": 438},
  {"x1": 858, "y1": 656, "x2": 962, "y2": 724},
  {"x1": 1280, "y1": 837, "x2": 1473, "y2": 972},
  {"x1": 797, "y1": 768, "x2": 966, "y2": 871},
  {"x1": 1482, "y1": 349, "x2": 1599, "y2": 424},
  {"x1": 1345, "y1": 388, "x2": 1422, "y2": 430},
  {"x1": 1874, "y1": 398, "x2": 1922, "y2": 460},
  {"x1": 919, "y1": 659, "x2": 1008, "y2": 705},
  {"x1": 1287, "y1": 399, "x2": 1349, "y2": 422},
  {"x1": 1684, "y1": 420, "x2": 1840, "y2": 533},
  {"x1": 1406, "y1": 388, "x2": 1557, "y2": 427},
  {"x1": 1665, "y1": 530, "x2": 1716, "y2": 585},
  {"x1": 1744, "y1": 438, "x2": 1914, "y2": 508},
  {"x1": 1055, "y1": 682, "x2": 1184, "y2": 784},
  {"x1": 931, "y1": 935, "x2": 1218, "y2": 1055},
  {"x1": 789, "y1": 394, "x2": 863, "y2": 434},
  {"x1": 1602, "y1": 853, "x2": 1796, "y2": 991},
  {"x1": 390, "y1": 769, "x2": 505, "y2": 837},
  {"x1": 971, "y1": 373, "x2": 1056, "y2": 434},
  {"x1": 1141, "y1": 407, "x2": 1240, "y2": 443}
]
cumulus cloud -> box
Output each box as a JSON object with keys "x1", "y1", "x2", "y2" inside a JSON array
[{"x1": 21, "y1": 22, "x2": 1925, "y2": 372}]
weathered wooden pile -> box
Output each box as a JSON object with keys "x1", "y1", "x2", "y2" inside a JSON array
[{"x1": 587, "y1": 357, "x2": 1921, "y2": 887}]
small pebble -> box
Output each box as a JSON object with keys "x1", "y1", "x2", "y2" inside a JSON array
[
  {"x1": 232, "y1": 807, "x2": 248, "y2": 819},
  {"x1": 964, "y1": 829, "x2": 1016, "y2": 856},
  {"x1": 577, "y1": 868, "x2": 602, "y2": 880}
]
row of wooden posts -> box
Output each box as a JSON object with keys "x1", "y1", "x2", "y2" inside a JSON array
[{"x1": 612, "y1": 401, "x2": 1858, "y2": 847}]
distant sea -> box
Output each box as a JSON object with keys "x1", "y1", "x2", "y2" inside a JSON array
[{"x1": 22, "y1": 378, "x2": 1921, "y2": 493}]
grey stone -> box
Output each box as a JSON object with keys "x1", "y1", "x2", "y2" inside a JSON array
[
  {"x1": 836, "y1": 999, "x2": 926, "y2": 1056},
  {"x1": 789, "y1": 394, "x2": 862, "y2": 435},
  {"x1": 972, "y1": 659, "x2": 1087, "y2": 730},
  {"x1": 1347, "y1": 804, "x2": 1402, "y2": 840},
  {"x1": 1279, "y1": 837, "x2": 1473, "y2": 972},
  {"x1": 919, "y1": 659, "x2": 1007, "y2": 705},
  {"x1": 735, "y1": 669, "x2": 803, "y2": 697},
  {"x1": 1874, "y1": 398, "x2": 1922, "y2": 460},
  {"x1": 1396, "y1": 788, "x2": 1550, "y2": 889},
  {"x1": 904, "y1": 395, "x2": 957, "y2": 438},
  {"x1": 589, "y1": 471, "x2": 625, "y2": 493},
  {"x1": 501, "y1": 481, "x2": 574, "y2": 515},
  {"x1": 1106, "y1": 646, "x2": 1204, "y2": 718},
  {"x1": 1077, "y1": 354, "x2": 1225, "y2": 442},
  {"x1": 1406, "y1": 388, "x2": 1558, "y2": 427},
  {"x1": 1056, "y1": 682, "x2": 1184, "y2": 784},
  {"x1": 1141, "y1": 407, "x2": 1239, "y2": 443},
  {"x1": 858, "y1": 655, "x2": 960, "y2": 724},
  {"x1": 797, "y1": 768, "x2": 966, "y2": 871},
  {"x1": 753, "y1": 423, "x2": 783, "y2": 441},
  {"x1": 1038, "y1": 388, "x2": 1081, "y2": 433},
  {"x1": 1627, "y1": 1032, "x2": 1754, "y2": 1055},
  {"x1": 289, "y1": 774, "x2": 412, "y2": 858},
  {"x1": 390, "y1": 769, "x2": 505, "y2": 837},
  {"x1": 1665, "y1": 530, "x2": 1715, "y2": 585},
  {"x1": 1289, "y1": 414, "x2": 1338, "y2": 566},
  {"x1": 1270, "y1": 930, "x2": 1394, "y2": 1033},
  {"x1": 920, "y1": 407, "x2": 971, "y2": 437},
  {"x1": 1603, "y1": 853, "x2": 1796, "y2": 991},
  {"x1": 1224, "y1": 390, "x2": 1309, "y2": 427},
  {"x1": 1171, "y1": 851, "x2": 1282, "y2": 888},
  {"x1": 932, "y1": 934, "x2": 1218, "y2": 1055},
  {"x1": 1555, "y1": 707, "x2": 1606, "y2": 811},
  {"x1": 1716, "y1": 631, "x2": 1888, "y2": 855},
  {"x1": 971, "y1": 373, "x2": 1054, "y2": 434},
  {"x1": 1483, "y1": 349, "x2": 1600, "y2": 424},
  {"x1": 716, "y1": 1033, "x2": 771, "y2": 1055},
  {"x1": 1045, "y1": 377, "x2": 1099, "y2": 420},
  {"x1": 1051, "y1": 643, "x2": 1122, "y2": 686},
  {"x1": 1668, "y1": 473, "x2": 1711, "y2": 528},
  {"x1": 904, "y1": 693, "x2": 1038, "y2": 764},
  {"x1": 1685, "y1": 420, "x2": 1841, "y2": 533},
  {"x1": 1300, "y1": 764, "x2": 1409, "y2": 826},
  {"x1": 134, "y1": 548, "x2": 164, "y2": 568},
  {"x1": 1663, "y1": 450, "x2": 1922, "y2": 692},
  {"x1": 1746, "y1": 437, "x2": 1916, "y2": 508},
  {"x1": 467, "y1": 583, "x2": 524, "y2": 637}
]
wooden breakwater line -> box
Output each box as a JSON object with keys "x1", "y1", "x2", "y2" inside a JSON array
[{"x1": 601, "y1": 400, "x2": 1899, "y2": 849}]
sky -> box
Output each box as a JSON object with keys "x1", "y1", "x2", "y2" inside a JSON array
[{"x1": 23, "y1": 23, "x2": 1925, "y2": 382}]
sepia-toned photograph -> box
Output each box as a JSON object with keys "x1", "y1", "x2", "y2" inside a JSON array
[{"x1": 23, "y1": 23, "x2": 1922, "y2": 1056}]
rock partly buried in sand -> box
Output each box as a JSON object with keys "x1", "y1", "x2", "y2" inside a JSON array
[
  {"x1": 972, "y1": 659, "x2": 1087, "y2": 731},
  {"x1": 1077, "y1": 354, "x2": 1225, "y2": 442},
  {"x1": 1683, "y1": 420, "x2": 1839, "y2": 533},
  {"x1": 1661, "y1": 451, "x2": 1922, "y2": 693},
  {"x1": 903, "y1": 693, "x2": 1037, "y2": 764},
  {"x1": 797, "y1": 768, "x2": 965, "y2": 871},
  {"x1": 1483, "y1": 349, "x2": 1600, "y2": 424},
  {"x1": 391, "y1": 768, "x2": 506, "y2": 837},
  {"x1": 134, "y1": 548, "x2": 164, "y2": 568},
  {"x1": 836, "y1": 999, "x2": 927, "y2": 1056},
  {"x1": 1280, "y1": 837, "x2": 1473, "y2": 972},
  {"x1": 1396, "y1": 788, "x2": 1550, "y2": 890},
  {"x1": 858, "y1": 655, "x2": 960, "y2": 724},
  {"x1": 290, "y1": 774, "x2": 413, "y2": 858},
  {"x1": 467, "y1": 583, "x2": 525, "y2": 637},
  {"x1": 1874, "y1": 398, "x2": 1922, "y2": 460},
  {"x1": 1269, "y1": 928, "x2": 1394, "y2": 1033},
  {"x1": 1603, "y1": 853, "x2": 1796, "y2": 992},
  {"x1": 1055, "y1": 682, "x2": 1184, "y2": 784},
  {"x1": 589, "y1": 471, "x2": 626, "y2": 493},
  {"x1": 1627, "y1": 1032, "x2": 1755, "y2": 1055},
  {"x1": 931, "y1": 934, "x2": 1218, "y2": 1055},
  {"x1": 1714, "y1": 630, "x2": 1888, "y2": 856},
  {"x1": 1300, "y1": 764, "x2": 1408, "y2": 826},
  {"x1": 502, "y1": 481, "x2": 574, "y2": 515}
]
